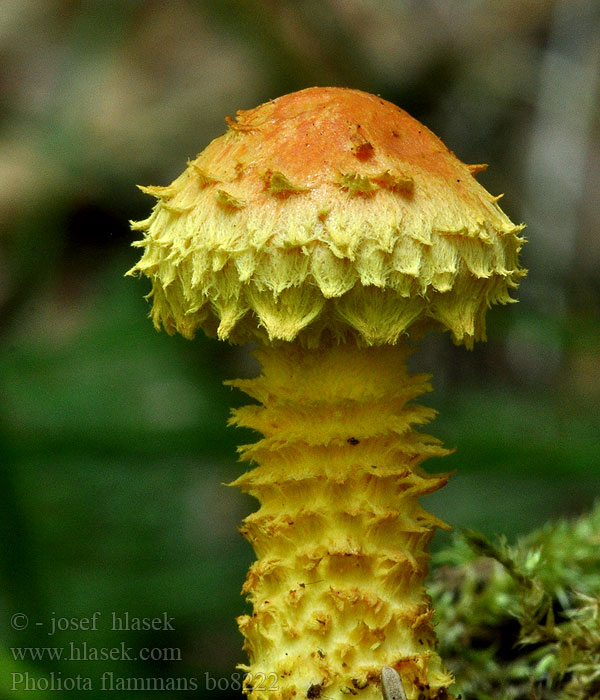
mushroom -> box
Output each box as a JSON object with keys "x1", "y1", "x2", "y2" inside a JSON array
[{"x1": 129, "y1": 87, "x2": 525, "y2": 700}]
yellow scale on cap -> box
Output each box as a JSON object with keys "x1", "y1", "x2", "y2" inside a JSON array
[
  {"x1": 128, "y1": 87, "x2": 525, "y2": 349},
  {"x1": 129, "y1": 87, "x2": 526, "y2": 700}
]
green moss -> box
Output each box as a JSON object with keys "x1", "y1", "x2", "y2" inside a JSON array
[{"x1": 432, "y1": 503, "x2": 600, "y2": 700}]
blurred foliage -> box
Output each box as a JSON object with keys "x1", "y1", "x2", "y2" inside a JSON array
[{"x1": 0, "y1": 0, "x2": 598, "y2": 698}]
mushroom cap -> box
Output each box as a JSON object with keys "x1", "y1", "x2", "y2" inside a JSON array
[{"x1": 129, "y1": 87, "x2": 525, "y2": 347}]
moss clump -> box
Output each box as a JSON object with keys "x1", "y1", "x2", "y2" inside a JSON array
[{"x1": 431, "y1": 503, "x2": 600, "y2": 700}]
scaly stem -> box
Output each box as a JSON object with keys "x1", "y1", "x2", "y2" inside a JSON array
[{"x1": 229, "y1": 341, "x2": 453, "y2": 700}]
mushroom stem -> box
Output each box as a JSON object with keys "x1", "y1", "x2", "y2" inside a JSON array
[{"x1": 228, "y1": 341, "x2": 454, "y2": 700}]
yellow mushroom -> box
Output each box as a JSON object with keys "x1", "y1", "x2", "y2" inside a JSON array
[{"x1": 129, "y1": 87, "x2": 526, "y2": 700}]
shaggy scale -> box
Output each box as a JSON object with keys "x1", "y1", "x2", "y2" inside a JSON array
[
  {"x1": 128, "y1": 87, "x2": 525, "y2": 349},
  {"x1": 229, "y1": 343, "x2": 454, "y2": 700}
]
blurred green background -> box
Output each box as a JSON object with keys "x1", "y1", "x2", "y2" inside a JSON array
[{"x1": 1, "y1": 1, "x2": 598, "y2": 698}]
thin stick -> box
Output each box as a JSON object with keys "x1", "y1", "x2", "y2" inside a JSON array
[{"x1": 381, "y1": 666, "x2": 408, "y2": 700}]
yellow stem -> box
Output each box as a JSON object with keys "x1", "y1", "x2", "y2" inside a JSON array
[{"x1": 228, "y1": 341, "x2": 454, "y2": 700}]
